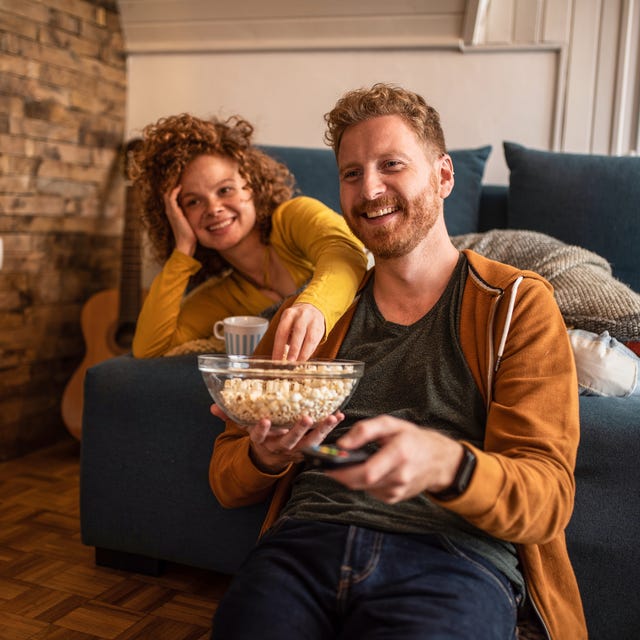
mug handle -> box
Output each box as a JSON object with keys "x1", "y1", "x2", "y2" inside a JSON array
[{"x1": 213, "y1": 321, "x2": 225, "y2": 340}]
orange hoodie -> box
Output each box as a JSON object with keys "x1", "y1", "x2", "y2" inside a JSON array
[{"x1": 210, "y1": 249, "x2": 588, "y2": 639}]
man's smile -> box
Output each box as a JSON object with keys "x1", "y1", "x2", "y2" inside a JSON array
[{"x1": 364, "y1": 205, "x2": 401, "y2": 219}]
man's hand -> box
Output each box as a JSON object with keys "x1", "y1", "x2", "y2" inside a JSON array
[
  {"x1": 211, "y1": 404, "x2": 344, "y2": 474},
  {"x1": 325, "y1": 415, "x2": 464, "y2": 503},
  {"x1": 272, "y1": 303, "x2": 325, "y2": 361},
  {"x1": 164, "y1": 185, "x2": 197, "y2": 256},
  {"x1": 210, "y1": 404, "x2": 228, "y2": 421},
  {"x1": 248, "y1": 412, "x2": 344, "y2": 473}
]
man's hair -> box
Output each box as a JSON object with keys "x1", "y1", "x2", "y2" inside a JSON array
[
  {"x1": 324, "y1": 83, "x2": 446, "y2": 156},
  {"x1": 131, "y1": 113, "x2": 294, "y2": 280}
]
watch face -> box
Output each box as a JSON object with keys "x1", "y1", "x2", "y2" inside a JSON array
[{"x1": 457, "y1": 449, "x2": 476, "y2": 490}]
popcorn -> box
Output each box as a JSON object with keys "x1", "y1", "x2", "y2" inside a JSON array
[{"x1": 217, "y1": 364, "x2": 357, "y2": 427}]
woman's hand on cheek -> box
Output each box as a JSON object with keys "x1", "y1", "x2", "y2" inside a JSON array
[{"x1": 164, "y1": 185, "x2": 197, "y2": 256}]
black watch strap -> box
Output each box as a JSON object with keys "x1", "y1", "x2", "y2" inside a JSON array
[{"x1": 431, "y1": 445, "x2": 477, "y2": 501}]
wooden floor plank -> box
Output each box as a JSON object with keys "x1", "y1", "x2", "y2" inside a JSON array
[
  {"x1": 0, "y1": 612, "x2": 49, "y2": 640},
  {"x1": 113, "y1": 615, "x2": 210, "y2": 640},
  {"x1": 28, "y1": 628, "x2": 101, "y2": 640},
  {"x1": 0, "y1": 438, "x2": 231, "y2": 639}
]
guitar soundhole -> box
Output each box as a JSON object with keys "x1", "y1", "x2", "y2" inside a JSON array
[{"x1": 115, "y1": 322, "x2": 137, "y2": 351}]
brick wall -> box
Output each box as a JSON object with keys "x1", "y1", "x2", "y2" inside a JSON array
[{"x1": 0, "y1": 0, "x2": 126, "y2": 459}]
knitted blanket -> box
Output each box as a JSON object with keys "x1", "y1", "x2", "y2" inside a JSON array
[{"x1": 452, "y1": 229, "x2": 640, "y2": 341}]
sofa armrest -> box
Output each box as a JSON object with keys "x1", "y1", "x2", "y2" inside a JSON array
[{"x1": 80, "y1": 353, "x2": 269, "y2": 574}]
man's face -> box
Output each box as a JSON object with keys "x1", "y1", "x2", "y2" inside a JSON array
[{"x1": 337, "y1": 114, "x2": 448, "y2": 259}]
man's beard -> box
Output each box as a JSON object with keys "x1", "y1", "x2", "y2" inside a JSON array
[{"x1": 346, "y1": 180, "x2": 441, "y2": 260}]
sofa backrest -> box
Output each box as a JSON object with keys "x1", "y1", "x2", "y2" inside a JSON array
[
  {"x1": 261, "y1": 143, "x2": 638, "y2": 292},
  {"x1": 260, "y1": 145, "x2": 341, "y2": 214}
]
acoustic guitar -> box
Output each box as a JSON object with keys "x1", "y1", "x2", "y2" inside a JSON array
[{"x1": 61, "y1": 139, "x2": 144, "y2": 439}]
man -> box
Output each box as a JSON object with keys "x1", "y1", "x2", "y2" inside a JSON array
[{"x1": 209, "y1": 84, "x2": 587, "y2": 639}]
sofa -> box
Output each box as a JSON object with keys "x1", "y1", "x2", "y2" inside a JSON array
[{"x1": 80, "y1": 142, "x2": 640, "y2": 639}]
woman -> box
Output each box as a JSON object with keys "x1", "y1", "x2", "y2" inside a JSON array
[{"x1": 131, "y1": 113, "x2": 367, "y2": 360}]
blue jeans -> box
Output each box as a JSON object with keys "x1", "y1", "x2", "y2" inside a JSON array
[{"x1": 211, "y1": 517, "x2": 518, "y2": 639}]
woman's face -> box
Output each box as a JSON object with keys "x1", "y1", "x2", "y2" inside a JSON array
[{"x1": 178, "y1": 154, "x2": 257, "y2": 252}]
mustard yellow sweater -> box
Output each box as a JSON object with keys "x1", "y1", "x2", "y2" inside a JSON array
[{"x1": 132, "y1": 197, "x2": 367, "y2": 358}]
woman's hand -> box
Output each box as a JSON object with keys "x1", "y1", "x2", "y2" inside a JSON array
[
  {"x1": 164, "y1": 185, "x2": 197, "y2": 256},
  {"x1": 272, "y1": 303, "x2": 326, "y2": 361}
]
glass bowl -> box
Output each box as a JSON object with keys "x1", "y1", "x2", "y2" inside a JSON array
[{"x1": 198, "y1": 355, "x2": 364, "y2": 429}]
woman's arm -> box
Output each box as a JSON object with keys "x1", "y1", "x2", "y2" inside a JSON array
[
  {"x1": 132, "y1": 250, "x2": 202, "y2": 357},
  {"x1": 270, "y1": 197, "x2": 368, "y2": 356}
]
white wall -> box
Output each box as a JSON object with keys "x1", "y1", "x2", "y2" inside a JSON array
[
  {"x1": 119, "y1": 0, "x2": 639, "y2": 183},
  {"x1": 126, "y1": 48, "x2": 559, "y2": 185}
]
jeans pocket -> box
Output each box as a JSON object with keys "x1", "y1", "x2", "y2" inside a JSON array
[{"x1": 438, "y1": 536, "x2": 518, "y2": 612}]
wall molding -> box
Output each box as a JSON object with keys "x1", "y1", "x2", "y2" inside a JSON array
[{"x1": 117, "y1": 1, "x2": 465, "y2": 54}]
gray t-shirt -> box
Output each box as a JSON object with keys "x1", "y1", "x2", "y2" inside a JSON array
[{"x1": 282, "y1": 254, "x2": 524, "y2": 593}]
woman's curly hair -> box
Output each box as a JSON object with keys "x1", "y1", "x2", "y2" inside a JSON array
[
  {"x1": 324, "y1": 83, "x2": 446, "y2": 157},
  {"x1": 130, "y1": 113, "x2": 295, "y2": 279}
]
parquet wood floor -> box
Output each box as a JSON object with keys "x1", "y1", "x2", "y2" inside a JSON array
[{"x1": 0, "y1": 437, "x2": 231, "y2": 640}]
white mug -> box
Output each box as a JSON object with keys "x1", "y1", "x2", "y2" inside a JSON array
[{"x1": 213, "y1": 316, "x2": 269, "y2": 356}]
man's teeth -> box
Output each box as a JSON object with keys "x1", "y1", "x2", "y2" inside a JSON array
[{"x1": 365, "y1": 206, "x2": 397, "y2": 219}]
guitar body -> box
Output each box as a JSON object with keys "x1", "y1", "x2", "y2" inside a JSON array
[{"x1": 61, "y1": 289, "x2": 135, "y2": 440}]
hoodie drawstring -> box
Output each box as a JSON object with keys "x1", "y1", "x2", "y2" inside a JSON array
[{"x1": 494, "y1": 276, "x2": 523, "y2": 372}]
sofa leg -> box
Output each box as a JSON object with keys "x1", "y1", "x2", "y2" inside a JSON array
[{"x1": 95, "y1": 547, "x2": 165, "y2": 576}]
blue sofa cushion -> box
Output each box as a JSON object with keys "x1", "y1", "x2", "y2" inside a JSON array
[
  {"x1": 260, "y1": 144, "x2": 491, "y2": 236},
  {"x1": 446, "y1": 145, "x2": 492, "y2": 235},
  {"x1": 261, "y1": 145, "x2": 342, "y2": 213},
  {"x1": 504, "y1": 142, "x2": 640, "y2": 292}
]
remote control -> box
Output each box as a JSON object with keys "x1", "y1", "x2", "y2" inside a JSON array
[{"x1": 302, "y1": 444, "x2": 371, "y2": 469}]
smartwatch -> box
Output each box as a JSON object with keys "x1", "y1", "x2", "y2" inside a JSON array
[{"x1": 431, "y1": 444, "x2": 477, "y2": 501}]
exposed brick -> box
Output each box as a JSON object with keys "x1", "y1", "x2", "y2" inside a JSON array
[
  {"x1": 0, "y1": 53, "x2": 39, "y2": 79},
  {"x1": 39, "y1": 23, "x2": 102, "y2": 58},
  {"x1": 0, "y1": 175, "x2": 33, "y2": 192},
  {"x1": 5, "y1": 154, "x2": 43, "y2": 175},
  {"x1": 0, "y1": 96, "x2": 26, "y2": 116},
  {"x1": 1, "y1": 75, "x2": 70, "y2": 108},
  {"x1": 0, "y1": 11, "x2": 40, "y2": 40},
  {"x1": 0, "y1": 0, "x2": 51, "y2": 26},
  {"x1": 48, "y1": 9, "x2": 82, "y2": 35},
  {"x1": 47, "y1": 0, "x2": 103, "y2": 25},
  {"x1": 13, "y1": 117, "x2": 79, "y2": 144},
  {"x1": 1, "y1": 193, "x2": 67, "y2": 216},
  {"x1": 0, "y1": 0, "x2": 125, "y2": 458}
]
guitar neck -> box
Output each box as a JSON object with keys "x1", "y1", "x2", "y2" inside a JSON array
[
  {"x1": 117, "y1": 138, "x2": 145, "y2": 330},
  {"x1": 118, "y1": 182, "x2": 143, "y2": 327}
]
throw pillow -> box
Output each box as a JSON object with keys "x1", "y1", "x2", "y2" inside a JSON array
[
  {"x1": 451, "y1": 229, "x2": 640, "y2": 341},
  {"x1": 503, "y1": 142, "x2": 640, "y2": 293},
  {"x1": 446, "y1": 146, "x2": 492, "y2": 236},
  {"x1": 261, "y1": 145, "x2": 491, "y2": 235}
]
